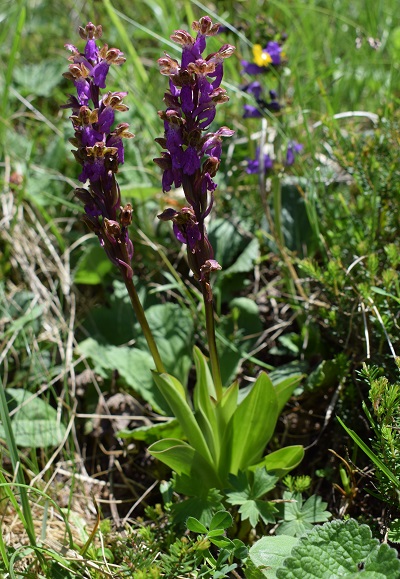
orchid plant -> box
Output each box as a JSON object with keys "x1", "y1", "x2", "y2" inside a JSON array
[{"x1": 63, "y1": 17, "x2": 304, "y2": 505}]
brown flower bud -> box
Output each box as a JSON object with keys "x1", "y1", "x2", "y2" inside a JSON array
[{"x1": 120, "y1": 203, "x2": 133, "y2": 227}]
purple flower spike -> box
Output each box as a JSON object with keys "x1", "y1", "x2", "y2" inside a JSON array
[
  {"x1": 64, "y1": 23, "x2": 135, "y2": 278},
  {"x1": 154, "y1": 16, "x2": 235, "y2": 286}
]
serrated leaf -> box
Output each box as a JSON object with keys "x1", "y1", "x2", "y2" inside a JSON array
[
  {"x1": 276, "y1": 519, "x2": 400, "y2": 578},
  {"x1": 277, "y1": 492, "x2": 331, "y2": 537},
  {"x1": 252, "y1": 469, "x2": 279, "y2": 499},
  {"x1": 239, "y1": 500, "x2": 278, "y2": 528},
  {"x1": 388, "y1": 519, "x2": 400, "y2": 543},
  {"x1": 0, "y1": 388, "x2": 66, "y2": 448}
]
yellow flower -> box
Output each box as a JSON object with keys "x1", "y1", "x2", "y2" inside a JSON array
[{"x1": 252, "y1": 44, "x2": 272, "y2": 67}]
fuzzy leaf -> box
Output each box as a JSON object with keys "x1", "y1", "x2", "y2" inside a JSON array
[
  {"x1": 249, "y1": 536, "x2": 299, "y2": 578},
  {"x1": 276, "y1": 519, "x2": 400, "y2": 578}
]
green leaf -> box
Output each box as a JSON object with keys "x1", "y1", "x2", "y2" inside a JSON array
[
  {"x1": 77, "y1": 338, "x2": 168, "y2": 413},
  {"x1": 255, "y1": 446, "x2": 305, "y2": 478},
  {"x1": 337, "y1": 416, "x2": 400, "y2": 489},
  {"x1": 152, "y1": 372, "x2": 214, "y2": 467},
  {"x1": 273, "y1": 374, "x2": 304, "y2": 415},
  {"x1": 0, "y1": 388, "x2": 66, "y2": 448},
  {"x1": 388, "y1": 519, "x2": 400, "y2": 543},
  {"x1": 118, "y1": 419, "x2": 184, "y2": 444},
  {"x1": 171, "y1": 489, "x2": 224, "y2": 526},
  {"x1": 276, "y1": 519, "x2": 400, "y2": 578},
  {"x1": 193, "y1": 347, "x2": 219, "y2": 460},
  {"x1": 209, "y1": 511, "x2": 233, "y2": 532},
  {"x1": 134, "y1": 303, "x2": 194, "y2": 385},
  {"x1": 238, "y1": 500, "x2": 277, "y2": 528},
  {"x1": 147, "y1": 438, "x2": 196, "y2": 476},
  {"x1": 228, "y1": 372, "x2": 279, "y2": 473},
  {"x1": 186, "y1": 517, "x2": 208, "y2": 534},
  {"x1": 277, "y1": 492, "x2": 331, "y2": 537},
  {"x1": 249, "y1": 536, "x2": 299, "y2": 578},
  {"x1": 226, "y1": 470, "x2": 279, "y2": 528},
  {"x1": 74, "y1": 244, "x2": 113, "y2": 285}
]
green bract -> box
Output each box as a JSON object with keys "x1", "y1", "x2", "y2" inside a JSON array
[{"x1": 148, "y1": 347, "x2": 304, "y2": 491}]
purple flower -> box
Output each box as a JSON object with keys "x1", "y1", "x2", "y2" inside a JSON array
[
  {"x1": 241, "y1": 41, "x2": 285, "y2": 75},
  {"x1": 243, "y1": 104, "x2": 262, "y2": 118},
  {"x1": 246, "y1": 149, "x2": 273, "y2": 174},
  {"x1": 64, "y1": 23, "x2": 135, "y2": 278},
  {"x1": 285, "y1": 141, "x2": 303, "y2": 166},
  {"x1": 154, "y1": 17, "x2": 235, "y2": 285}
]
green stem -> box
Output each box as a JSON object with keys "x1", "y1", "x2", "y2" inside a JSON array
[
  {"x1": 123, "y1": 274, "x2": 165, "y2": 374},
  {"x1": 202, "y1": 284, "x2": 223, "y2": 401}
]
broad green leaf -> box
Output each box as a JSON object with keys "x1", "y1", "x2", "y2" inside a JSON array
[
  {"x1": 186, "y1": 517, "x2": 208, "y2": 534},
  {"x1": 209, "y1": 511, "x2": 233, "y2": 532},
  {"x1": 152, "y1": 372, "x2": 214, "y2": 466},
  {"x1": 193, "y1": 347, "x2": 218, "y2": 460},
  {"x1": 118, "y1": 418, "x2": 183, "y2": 443},
  {"x1": 222, "y1": 237, "x2": 260, "y2": 277},
  {"x1": 148, "y1": 438, "x2": 195, "y2": 475},
  {"x1": 249, "y1": 536, "x2": 299, "y2": 578},
  {"x1": 255, "y1": 446, "x2": 305, "y2": 478},
  {"x1": 276, "y1": 519, "x2": 400, "y2": 578},
  {"x1": 78, "y1": 338, "x2": 168, "y2": 413},
  {"x1": 74, "y1": 244, "x2": 113, "y2": 285},
  {"x1": 228, "y1": 372, "x2": 279, "y2": 473},
  {"x1": 134, "y1": 304, "x2": 194, "y2": 385},
  {"x1": 193, "y1": 346, "x2": 216, "y2": 401},
  {"x1": 218, "y1": 381, "x2": 239, "y2": 426},
  {"x1": 0, "y1": 388, "x2": 66, "y2": 448}
]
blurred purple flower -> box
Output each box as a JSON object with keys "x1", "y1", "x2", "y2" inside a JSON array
[
  {"x1": 63, "y1": 23, "x2": 135, "y2": 278},
  {"x1": 285, "y1": 141, "x2": 303, "y2": 166},
  {"x1": 246, "y1": 149, "x2": 273, "y2": 174},
  {"x1": 241, "y1": 41, "x2": 285, "y2": 75}
]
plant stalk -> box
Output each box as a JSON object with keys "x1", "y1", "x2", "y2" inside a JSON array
[
  {"x1": 202, "y1": 283, "x2": 223, "y2": 401},
  {"x1": 123, "y1": 273, "x2": 165, "y2": 374}
]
